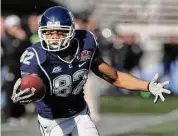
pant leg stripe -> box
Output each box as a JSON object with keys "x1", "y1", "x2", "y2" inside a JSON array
[{"x1": 38, "y1": 120, "x2": 45, "y2": 136}]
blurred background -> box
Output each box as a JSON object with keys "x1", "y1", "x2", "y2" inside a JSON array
[{"x1": 1, "y1": 0, "x2": 178, "y2": 136}]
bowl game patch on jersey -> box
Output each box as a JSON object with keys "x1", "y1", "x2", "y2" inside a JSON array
[{"x1": 78, "y1": 50, "x2": 92, "y2": 61}]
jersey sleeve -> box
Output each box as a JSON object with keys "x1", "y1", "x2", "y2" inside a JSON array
[
  {"x1": 20, "y1": 47, "x2": 46, "y2": 75},
  {"x1": 87, "y1": 32, "x2": 101, "y2": 64}
]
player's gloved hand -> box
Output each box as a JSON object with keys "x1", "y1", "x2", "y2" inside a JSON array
[
  {"x1": 148, "y1": 73, "x2": 171, "y2": 103},
  {"x1": 11, "y1": 78, "x2": 35, "y2": 104}
]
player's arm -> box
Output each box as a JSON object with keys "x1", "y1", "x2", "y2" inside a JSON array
[
  {"x1": 11, "y1": 47, "x2": 42, "y2": 104},
  {"x1": 91, "y1": 57, "x2": 148, "y2": 91},
  {"x1": 91, "y1": 57, "x2": 171, "y2": 103}
]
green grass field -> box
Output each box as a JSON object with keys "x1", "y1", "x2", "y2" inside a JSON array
[
  {"x1": 113, "y1": 120, "x2": 178, "y2": 136},
  {"x1": 100, "y1": 95, "x2": 178, "y2": 113}
]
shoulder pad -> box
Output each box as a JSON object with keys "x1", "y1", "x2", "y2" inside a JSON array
[
  {"x1": 20, "y1": 46, "x2": 46, "y2": 65},
  {"x1": 75, "y1": 30, "x2": 98, "y2": 49}
]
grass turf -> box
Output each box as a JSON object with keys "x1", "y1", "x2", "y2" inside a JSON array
[
  {"x1": 113, "y1": 120, "x2": 178, "y2": 136},
  {"x1": 100, "y1": 95, "x2": 178, "y2": 113}
]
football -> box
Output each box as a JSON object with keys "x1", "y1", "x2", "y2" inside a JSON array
[{"x1": 20, "y1": 74, "x2": 46, "y2": 102}]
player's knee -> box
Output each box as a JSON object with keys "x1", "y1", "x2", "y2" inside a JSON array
[
  {"x1": 73, "y1": 115, "x2": 99, "y2": 136},
  {"x1": 50, "y1": 125, "x2": 64, "y2": 136}
]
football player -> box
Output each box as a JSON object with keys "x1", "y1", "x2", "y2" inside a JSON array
[{"x1": 11, "y1": 6, "x2": 171, "y2": 136}]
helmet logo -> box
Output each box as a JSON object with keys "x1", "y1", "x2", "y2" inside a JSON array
[
  {"x1": 69, "y1": 12, "x2": 74, "y2": 21},
  {"x1": 47, "y1": 21, "x2": 61, "y2": 28}
]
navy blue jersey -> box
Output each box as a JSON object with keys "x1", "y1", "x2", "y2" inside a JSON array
[{"x1": 20, "y1": 30, "x2": 99, "y2": 119}]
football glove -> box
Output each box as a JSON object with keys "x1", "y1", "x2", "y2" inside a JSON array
[
  {"x1": 11, "y1": 78, "x2": 35, "y2": 104},
  {"x1": 148, "y1": 73, "x2": 171, "y2": 103}
]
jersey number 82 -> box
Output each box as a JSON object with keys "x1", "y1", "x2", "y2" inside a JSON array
[{"x1": 53, "y1": 69, "x2": 88, "y2": 97}]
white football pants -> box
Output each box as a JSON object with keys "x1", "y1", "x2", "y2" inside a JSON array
[{"x1": 38, "y1": 107, "x2": 100, "y2": 136}]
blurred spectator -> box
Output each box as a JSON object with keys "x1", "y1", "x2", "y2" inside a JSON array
[
  {"x1": 1, "y1": 15, "x2": 8, "y2": 122},
  {"x1": 124, "y1": 34, "x2": 143, "y2": 95},
  {"x1": 163, "y1": 35, "x2": 178, "y2": 94},
  {"x1": 5, "y1": 15, "x2": 27, "y2": 40},
  {"x1": 109, "y1": 33, "x2": 143, "y2": 95},
  {"x1": 163, "y1": 35, "x2": 178, "y2": 74},
  {"x1": 1, "y1": 16, "x2": 6, "y2": 39},
  {"x1": 87, "y1": 19, "x2": 113, "y2": 56},
  {"x1": 1, "y1": 16, "x2": 6, "y2": 65},
  {"x1": 87, "y1": 19, "x2": 98, "y2": 34},
  {"x1": 123, "y1": 34, "x2": 143, "y2": 72},
  {"x1": 75, "y1": 16, "x2": 87, "y2": 30},
  {"x1": 87, "y1": 19, "x2": 112, "y2": 59},
  {"x1": 27, "y1": 14, "x2": 40, "y2": 44},
  {"x1": 110, "y1": 34, "x2": 127, "y2": 71},
  {"x1": 2, "y1": 15, "x2": 30, "y2": 123}
]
